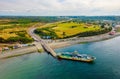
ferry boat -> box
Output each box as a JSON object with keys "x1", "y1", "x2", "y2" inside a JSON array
[{"x1": 57, "y1": 51, "x2": 96, "y2": 63}]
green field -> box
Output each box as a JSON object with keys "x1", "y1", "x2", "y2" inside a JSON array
[
  {"x1": 35, "y1": 21, "x2": 106, "y2": 39},
  {"x1": 0, "y1": 16, "x2": 65, "y2": 44},
  {"x1": 0, "y1": 19, "x2": 35, "y2": 43},
  {"x1": 52, "y1": 22, "x2": 101, "y2": 38}
]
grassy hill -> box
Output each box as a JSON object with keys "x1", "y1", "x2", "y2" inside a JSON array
[
  {"x1": 0, "y1": 19, "x2": 34, "y2": 43},
  {"x1": 52, "y1": 22, "x2": 101, "y2": 38},
  {"x1": 35, "y1": 21, "x2": 112, "y2": 39},
  {"x1": 0, "y1": 16, "x2": 64, "y2": 43}
]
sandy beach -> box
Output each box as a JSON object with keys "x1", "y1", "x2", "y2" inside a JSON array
[
  {"x1": 0, "y1": 46, "x2": 39, "y2": 59},
  {"x1": 49, "y1": 32, "x2": 120, "y2": 49}
]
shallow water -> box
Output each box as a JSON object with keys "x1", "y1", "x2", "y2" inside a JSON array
[{"x1": 0, "y1": 37, "x2": 120, "y2": 79}]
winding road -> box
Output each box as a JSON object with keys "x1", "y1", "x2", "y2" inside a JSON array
[{"x1": 28, "y1": 25, "x2": 57, "y2": 57}]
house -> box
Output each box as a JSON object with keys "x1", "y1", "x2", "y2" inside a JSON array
[
  {"x1": 13, "y1": 44, "x2": 22, "y2": 49},
  {"x1": 114, "y1": 25, "x2": 120, "y2": 31},
  {"x1": 21, "y1": 44, "x2": 29, "y2": 47},
  {"x1": 115, "y1": 25, "x2": 120, "y2": 28},
  {"x1": 42, "y1": 36, "x2": 51, "y2": 39},
  {"x1": 3, "y1": 47, "x2": 9, "y2": 50}
]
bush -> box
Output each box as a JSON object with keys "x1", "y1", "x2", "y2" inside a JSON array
[
  {"x1": 6, "y1": 36, "x2": 33, "y2": 43},
  {"x1": 19, "y1": 37, "x2": 33, "y2": 43},
  {"x1": 78, "y1": 27, "x2": 112, "y2": 37},
  {"x1": 16, "y1": 31, "x2": 26, "y2": 37},
  {"x1": 34, "y1": 28, "x2": 58, "y2": 39},
  {"x1": 0, "y1": 37, "x2": 5, "y2": 43},
  {"x1": 63, "y1": 27, "x2": 112, "y2": 38}
]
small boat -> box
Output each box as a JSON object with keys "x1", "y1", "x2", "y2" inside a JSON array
[{"x1": 57, "y1": 51, "x2": 96, "y2": 63}]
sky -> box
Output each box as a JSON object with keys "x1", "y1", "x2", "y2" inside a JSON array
[{"x1": 0, "y1": 0, "x2": 120, "y2": 16}]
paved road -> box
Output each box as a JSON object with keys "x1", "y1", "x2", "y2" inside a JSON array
[
  {"x1": 28, "y1": 24, "x2": 57, "y2": 57},
  {"x1": 0, "y1": 23, "x2": 57, "y2": 59}
]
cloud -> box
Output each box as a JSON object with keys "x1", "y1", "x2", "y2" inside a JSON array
[{"x1": 0, "y1": 0, "x2": 120, "y2": 16}]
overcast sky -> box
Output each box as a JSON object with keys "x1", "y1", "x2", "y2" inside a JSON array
[{"x1": 0, "y1": 0, "x2": 120, "y2": 16}]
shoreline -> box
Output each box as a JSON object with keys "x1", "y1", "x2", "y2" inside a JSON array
[
  {"x1": 0, "y1": 32, "x2": 120, "y2": 59},
  {"x1": 0, "y1": 46, "x2": 41, "y2": 59},
  {"x1": 49, "y1": 32, "x2": 120, "y2": 49}
]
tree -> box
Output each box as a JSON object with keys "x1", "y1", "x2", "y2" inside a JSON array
[
  {"x1": 19, "y1": 37, "x2": 33, "y2": 43},
  {"x1": 7, "y1": 37, "x2": 19, "y2": 43},
  {"x1": 101, "y1": 23, "x2": 105, "y2": 28},
  {"x1": 0, "y1": 37, "x2": 5, "y2": 43},
  {"x1": 6, "y1": 37, "x2": 33, "y2": 43},
  {"x1": 63, "y1": 32, "x2": 66, "y2": 37}
]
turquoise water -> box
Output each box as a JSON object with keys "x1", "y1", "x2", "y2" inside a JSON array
[{"x1": 0, "y1": 37, "x2": 120, "y2": 79}]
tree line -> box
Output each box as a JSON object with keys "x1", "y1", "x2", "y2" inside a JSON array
[
  {"x1": 0, "y1": 36, "x2": 33, "y2": 44},
  {"x1": 64, "y1": 27, "x2": 112, "y2": 38}
]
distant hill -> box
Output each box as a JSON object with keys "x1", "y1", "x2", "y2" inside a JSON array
[
  {"x1": 0, "y1": 16, "x2": 120, "y2": 23},
  {"x1": 64, "y1": 16, "x2": 120, "y2": 21}
]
